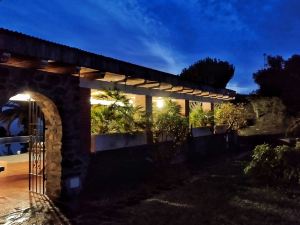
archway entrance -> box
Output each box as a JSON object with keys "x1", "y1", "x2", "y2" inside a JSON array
[{"x1": 0, "y1": 92, "x2": 62, "y2": 201}]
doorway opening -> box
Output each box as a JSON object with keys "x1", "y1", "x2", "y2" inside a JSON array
[{"x1": 0, "y1": 92, "x2": 62, "y2": 203}]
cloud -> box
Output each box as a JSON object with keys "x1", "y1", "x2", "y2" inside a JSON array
[
  {"x1": 141, "y1": 39, "x2": 186, "y2": 74},
  {"x1": 0, "y1": 0, "x2": 299, "y2": 93},
  {"x1": 227, "y1": 82, "x2": 258, "y2": 94}
]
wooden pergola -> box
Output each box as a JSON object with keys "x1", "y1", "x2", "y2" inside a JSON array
[{"x1": 0, "y1": 28, "x2": 235, "y2": 103}]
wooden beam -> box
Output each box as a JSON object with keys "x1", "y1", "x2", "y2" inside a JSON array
[
  {"x1": 100, "y1": 72, "x2": 126, "y2": 82},
  {"x1": 180, "y1": 88, "x2": 194, "y2": 94},
  {"x1": 0, "y1": 54, "x2": 38, "y2": 68},
  {"x1": 135, "y1": 81, "x2": 160, "y2": 88},
  {"x1": 166, "y1": 86, "x2": 184, "y2": 92},
  {"x1": 215, "y1": 94, "x2": 224, "y2": 99},
  {"x1": 153, "y1": 83, "x2": 173, "y2": 91},
  {"x1": 197, "y1": 91, "x2": 210, "y2": 96},
  {"x1": 0, "y1": 55, "x2": 81, "y2": 74},
  {"x1": 222, "y1": 96, "x2": 230, "y2": 100},
  {"x1": 125, "y1": 77, "x2": 145, "y2": 86},
  {"x1": 80, "y1": 71, "x2": 105, "y2": 80},
  {"x1": 80, "y1": 78, "x2": 223, "y2": 103},
  {"x1": 209, "y1": 93, "x2": 218, "y2": 98},
  {"x1": 192, "y1": 90, "x2": 202, "y2": 95},
  {"x1": 39, "y1": 61, "x2": 80, "y2": 74}
]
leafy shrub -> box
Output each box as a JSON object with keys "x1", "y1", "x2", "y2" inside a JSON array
[
  {"x1": 214, "y1": 102, "x2": 248, "y2": 131},
  {"x1": 244, "y1": 144, "x2": 277, "y2": 180},
  {"x1": 189, "y1": 105, "x2": 214, "y2": 128},
  {"x1": 250, "y1": 97, "x2": 287, "y2": 129},
  {"x1": 91, "y1": 90, "x2": 149, "y2": 135},
  {"x1": 151, "y1": 99, "x2": 189, "y2": 163},
  {"x1": 153, "y1": 100, "x2": 189, "y2": 145},
  {"x1": 245, "y1": 144, "x2": 300, "y2": 184},
  {"x1": 286, "y1": 117, "x2": 300, "y2": 138}
]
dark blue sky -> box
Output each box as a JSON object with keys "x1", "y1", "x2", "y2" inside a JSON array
[{"x1": 1, "y1": 0, "x2": 300, "y2": 93}]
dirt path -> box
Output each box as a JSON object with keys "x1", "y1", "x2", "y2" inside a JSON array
[{"x1": 69, "y1": 152, "x2": 300, "y2": 225}]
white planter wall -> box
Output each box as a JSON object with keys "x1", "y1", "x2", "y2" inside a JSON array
[
  {"x1": 91, "y1": 132, "x2": 147, "y2": 152},
  {"x1": 191, "y1": 127, "x2": 213, "y2": 137}
]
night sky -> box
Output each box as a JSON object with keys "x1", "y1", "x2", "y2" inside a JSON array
[{"x1": 1, "y1": 0, "x2": 300, "y2": 93}]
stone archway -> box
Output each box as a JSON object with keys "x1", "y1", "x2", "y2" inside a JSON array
[
  {"x1": 28, "y1": 92, "x2": 62, "y2": 199},
  {"x1": 1, "y1": 91, "x2": 63, "y2": 200},
  {"x1": 0, "y1": 66, "x2": 89, "y2": 201}
]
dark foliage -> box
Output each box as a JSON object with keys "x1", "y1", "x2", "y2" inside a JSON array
[
  {"x1": 286, "y1": 118, "x2": 300, "y2": 138},
  {"x1": 245, "y1": 144, "x2": 300, "y2": 184},
  {"x1": 253, "y1": 55, "x2": 300, "y2": 115},
  {"x1": 180, "y1": 57, "x2": 235, "y2": 88}
]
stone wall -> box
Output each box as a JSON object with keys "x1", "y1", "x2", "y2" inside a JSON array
[{"x1": 0, "y1": 65, "x2": 89, "y2": 200}]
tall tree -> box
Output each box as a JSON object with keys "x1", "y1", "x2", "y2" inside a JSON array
[
  {"x1": 180, "y1": 57, "x2": 235, "y2": 88},
  {"x1": 253, "y1": 55, "x2": 300, "y2": 115}
]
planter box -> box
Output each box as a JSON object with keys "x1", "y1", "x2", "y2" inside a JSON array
[
  {"x1": 91, "y1": 132, "x2": 147, "y2": 152},
  {"x1": 191, "y1": 127, "x2": 213, "y2": 137}
]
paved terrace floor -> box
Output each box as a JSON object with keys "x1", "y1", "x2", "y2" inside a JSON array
[{"x1": 0, "y1": 153, "x2": 69, "y2": 224}]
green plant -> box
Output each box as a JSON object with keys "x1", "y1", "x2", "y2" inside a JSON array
[
  {"x1": 189, "y1": 105, "x2": 214, "y2": 128},
  {"x1": 245, "y1": 144, "x2": 300, "y2": 184},
  {"x1": 214, "y1": 102, "x2": 248, "y2": 131},
  {"x1": 151, "y1": 99, "x2": 189, "y2": 163},
  {"x1": 91, "y1": 89, "x2": 149, "y2": 135},
  {"x1": 277, "y1": 146, "x2": 300, "y2": 184},
  {"x1": 244, "y1": 144, "x2": 277, "y2": 180},
  {"x1": 286, "y1": 117, "x2": 300, "y2": 138}
]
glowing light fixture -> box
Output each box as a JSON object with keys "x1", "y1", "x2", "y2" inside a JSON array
[
  {"x1": 9, "y1": 93, "x2": 31, "y2": 101},
  {"x1": 156, "y1": 98, "x2": 164, "y2": 109}
]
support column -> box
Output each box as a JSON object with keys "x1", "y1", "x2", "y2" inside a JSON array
[
  {"x1": 135, "y1": 94, "x2": 153, "y2": 144},
  {"x1": 79, "y1": 88, "x2": 92, "y2": 153},
  {"x1": 135, "y1": 95, "x2": 152, "y2": 114}
]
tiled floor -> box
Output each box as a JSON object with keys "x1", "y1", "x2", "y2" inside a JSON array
[
  {"x1": 0, "y1": 155, "x2": 29, "y2": 217},
  {"x1": 0, "y1": 154, "x2": 69, "y2": 224}
]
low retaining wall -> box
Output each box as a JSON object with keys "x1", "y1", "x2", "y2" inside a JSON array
[
  {"x1": 91, "y1": 128, "x2": 227, "y2": 153},
  {"x1": 91, "y1": 132, "x2": 147, "y2": 152},
  {"x1": 84, "y1": 134, "x2": 231, "y2": 197},
  {"x1": 191, "y1": 127, "x2": 213, "y2": 137}
]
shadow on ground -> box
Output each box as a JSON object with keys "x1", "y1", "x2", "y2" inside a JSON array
[
  {"x1": 63, "y1": 134, "x2": 300, "y2": 225},
  {"x1": 0, "y1": 193, "x2": 70, "y2": 225}
]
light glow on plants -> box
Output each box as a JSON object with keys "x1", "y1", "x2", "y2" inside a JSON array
[{"x1": 156, "y1": 98, "x2": 164, "y2": 109}]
